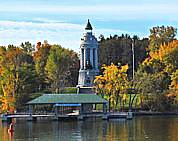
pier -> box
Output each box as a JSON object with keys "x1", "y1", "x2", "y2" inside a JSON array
[
  {"x1": 1, "y1": 94, "x2": 134, "y2": 122},
  {"x1": 1, "y1": 111, "x2": 133, "y2": 122}
]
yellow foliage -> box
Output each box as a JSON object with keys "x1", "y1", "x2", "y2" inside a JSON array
[
  {"x1": 0, "y1": 71, "x2": 16, "y2": 113},
  {"x1": 150, "y1": 40, "x2": 178, "y2": 62},
  {"x1": 121, "y1": 64, "x2": 129, "y2": 73},
  {"x1": 94, "y1": 63, "x2": 130, "y2": 109},
  {"x1": 143, "y1": 40, "x2": 178, "y2": 95},
  {"x1": 143, "y1": 40, "x2": 178, "y2": 67},
  {"x1": 142, "y1": 57, "x2": 153, "y2": 66},
  {"x1": 169, "y1": 70, "x2": 178, "y2": 90},
  {"x1": 164, "y1": 64, "x2": 174, "y2": 74},
  {"x1": 122, "y1": 94, "x2": 127, "y2": 101}
]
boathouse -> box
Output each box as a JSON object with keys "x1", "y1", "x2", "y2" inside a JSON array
[{"x1": 27, "y1": 94, "x2": 108, "y2": 120}]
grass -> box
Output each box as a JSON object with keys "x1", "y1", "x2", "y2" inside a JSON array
[
  {"x1": 96, "y1": 94, "x2": 141, "y2": 111},
  {"x1": 60, "y1": 87, "x2": 78, "y2": 93}
]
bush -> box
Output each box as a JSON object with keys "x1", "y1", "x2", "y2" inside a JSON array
[{"x1": 60, "y1": 87, "x2": 77, "y2": 94}]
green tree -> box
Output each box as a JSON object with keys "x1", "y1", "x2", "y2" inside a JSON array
[
  {"x1": 20, "y1": 41, "x2": 35, "y2": 54},
  {"x1": 135, "y1": 36, "x2": 178, "y2": 111},
  {"x1": 99, "y1": 34, "x2": 148, "y2": 78},
  {"x1": 14, "y1": 63, "x2": 38, "y2": 110},
  {"x1": 0, "y1": 45, "x2": 38, "y2": 112},
  {"x1": 149, "y1": 26, "x2": 177, "y2": 52},
  {"x1": 134, "y1": 70, "x2": 170, "y2": 111},
  {"x1": 33, "y1": 41, "x2": 51, "y2": 91},
  {"x1": 45, "y1": 45, "x2": 79, "y2": 93}
]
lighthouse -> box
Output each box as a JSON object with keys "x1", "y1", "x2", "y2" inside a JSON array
[{"x1": 77, "y1": 20, "x2": 99, "y2": 87}]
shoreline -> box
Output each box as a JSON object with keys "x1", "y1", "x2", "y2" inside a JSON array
[
  {"x1": 1, "y1": 111, "x2": 178, "y2": 118},
  {"x1": 1, "y1": 111, "x2": 178, "y2": 117},
  {"x1": 133, "y1": 111, "x2": 178, "y2": 116},
  {"x1": 1, "y1": 111, "x2": 178, "y2": 122}
]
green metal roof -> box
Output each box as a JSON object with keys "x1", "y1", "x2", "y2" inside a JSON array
[
  {"x1": 85, "y1": 19, "x2": 93, "y2": 30},
  {"x1": 27, "y1": 94, "x2": 108, "y2": 105}
]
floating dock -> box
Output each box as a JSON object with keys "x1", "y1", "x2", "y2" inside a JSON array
[{"x1": 1, "y1": 112, "x2": 133, "y2": 122}]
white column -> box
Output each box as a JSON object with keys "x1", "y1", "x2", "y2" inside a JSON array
[
  {"x1": 84, "y1": 48, "x2": 86, "y2": 69},
  {"x1": 80, "y1": 49, "x2": 83, "y2": 69},
  {"x1": 95, "y1": 48, "x2": 98, "y2": 69},
  {"x1": 82, "y1": 49, "x2": 84, "y2": 69},
  {"x1": 90, "y1": 47, "x2": 93, "y2": 69}
]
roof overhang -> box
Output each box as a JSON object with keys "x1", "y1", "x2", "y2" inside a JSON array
[{"x1": 27, "y1": 94, "x2": 108, "y2": 105}]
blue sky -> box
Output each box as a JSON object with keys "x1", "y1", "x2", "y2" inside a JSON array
[{"x1": 0, "y1": 0, "x2": 177, "y2": 51}]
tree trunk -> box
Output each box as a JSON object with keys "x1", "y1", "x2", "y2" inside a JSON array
[{"x1": 130, "y1": 94, "x2": 137, "y2": 111}]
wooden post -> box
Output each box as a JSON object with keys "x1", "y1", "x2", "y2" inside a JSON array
[
  {"x1": 79, "y1": 104, "x2": 83, "y2": 115},
  {"x1": 53, "y1": 106, "x2": 58, "y2": 121},
  {"x1": 126, "y1": 111, "x2": 133, "y2": 120},
  {"x1": 27, "y1": 105, "x2": 33, "y2": 121},
  {"x1": 1, "y1": 114, "x2": 12, "y2": 123},
  {"x1": 102, "y1": 103, "x2": 108, "y2": 120},
  {"x1": 103, "y1": 103, "x2": 107, "y2": 114},
  {"x1": 78, "y1": 104, "x2": 84, "y2": 120},
  {"x1": 29, "y1": 105, "x2": 32, "y2": 116},
  {"x1": 27, "y1": 105, "x2": 36, "y2": 121}
]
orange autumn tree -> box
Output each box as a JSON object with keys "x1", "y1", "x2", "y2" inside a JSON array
[
  {"x1": 168, "y1": 70, "x2": 178, "y2": 106},
  {"x1": 94, "y1": 63, "x2": 130, "y2": 111},
  {"x1": 146, "y1": 40, "x2": 178, "y2": 73},
  {"x1": 0, "y1": 46, "x2": 25, "y2": 113},
  {"x1": 0, "y1": 46, "x2": 15, "y2": 113},
  {"x1": 148, "y1": 40, "x2": 178, "y2": 95},
  {"x1": 33, "y1": 41, "x2": 51, "y2": 90},
  {"x1": 138, "y1": 39, "x2": 178, "y2": 110},
  {"x1": 0, "y1": 72, "x2": 15, "y2": 113}
]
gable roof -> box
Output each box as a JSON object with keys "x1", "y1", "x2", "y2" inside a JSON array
[{"x1": 27, "y1": 94, "x2": 108, "y2": 105}]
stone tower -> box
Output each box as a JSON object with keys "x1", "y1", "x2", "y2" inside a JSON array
[{"x1": 78, "y1": 20, "x2": 99, "y2": 87}]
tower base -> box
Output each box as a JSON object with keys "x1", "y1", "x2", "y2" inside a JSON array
[
  {"x1": 77, "y1": 86, "x2": 94, "y2": 94},
  {"x1": 78, "y1": 69, "x2": 99, "y2": 87}
]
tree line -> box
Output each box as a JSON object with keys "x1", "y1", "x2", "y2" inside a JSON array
[
  {"x1": 0, "y1": 41, "x2": 79, "y2": 112},
  {"x1": 98, "y1": 34, "x2": 148, "y2": 79},
  {"x1": 0, "y1": 25, "x2": 177, "y2": 113},
  {"x1": 95, "y1": 26, "x2": 178, "y2": 112}
]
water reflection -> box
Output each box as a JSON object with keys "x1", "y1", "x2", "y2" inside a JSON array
[
  {"x1": 0, "y1": 116, "x2": 178, "y2": 141},
  {"x1": 0, "y1": 122, "x2": 13, "y2": 141}
]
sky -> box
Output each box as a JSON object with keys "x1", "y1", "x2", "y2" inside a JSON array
[{"x1": 0, "y1": 0, "x2": 178, "y2": 51}]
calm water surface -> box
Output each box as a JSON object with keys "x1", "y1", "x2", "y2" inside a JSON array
[{"x1": 0, "y1": 116, "x2": 178, "y2": 141}]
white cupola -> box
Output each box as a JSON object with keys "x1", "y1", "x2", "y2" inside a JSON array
[{"x1": 77, "y1": 20, "x2": 99, "y2": 87}]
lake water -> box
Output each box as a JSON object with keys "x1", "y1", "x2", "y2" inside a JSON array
[{"x1": 0, "y1": 116, "x2": 178, "y2": 141}]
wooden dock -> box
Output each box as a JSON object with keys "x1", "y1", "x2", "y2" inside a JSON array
[
  {"x1": 108, "y1": 112, "x2": 128, "y2": 118},
  {"x1": 5, "y1": 114, "x2": 54, "y2": 118},
  {"x1": 1, "y1": 112, "x2": 132, "y2": 122},
  {"x1": 0, "y1": 114, "x2": 54, "y2": 122}
]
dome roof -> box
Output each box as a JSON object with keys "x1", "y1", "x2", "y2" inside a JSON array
[{"x1": 85, "y1": 19, "x2": 93, "y2": 30}]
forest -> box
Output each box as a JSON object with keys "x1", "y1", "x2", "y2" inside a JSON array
[{"x1": 0, "y1": 26, "x2": 177, "y2": 113}]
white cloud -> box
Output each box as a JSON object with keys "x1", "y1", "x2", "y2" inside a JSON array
[
  {"x1": 0, "y1": 20, "x2": 84, "y2": 51},
  {"x1": 0, "y1": 4, "x2": 178, "y2": 19},
  {"x1": 0, "y1": 1, "x2": 177, "y2": 52},
  {"x1": 0, "y1": 20, "x2": 138, "y2": 51}
]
